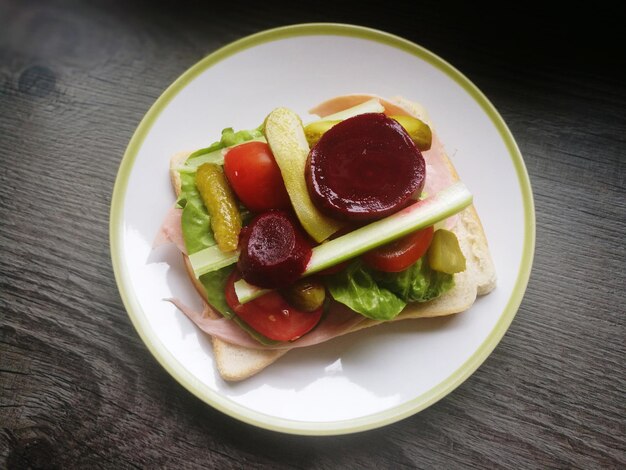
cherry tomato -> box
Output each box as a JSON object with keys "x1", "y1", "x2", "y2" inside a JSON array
[
  {"x1": 224, "y1": 269, "x2": 323, "y2": 342},
  {"x1": 223, "y1": 141, "x2": 291, "y2": 213},
  {"x1": 362, "y1": 226, "x2": 434, "y2": 272}
]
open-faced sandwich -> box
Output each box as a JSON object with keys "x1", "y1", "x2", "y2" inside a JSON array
[{"x1": 155, "y1": 94, "x2": 496, "y2": 381}]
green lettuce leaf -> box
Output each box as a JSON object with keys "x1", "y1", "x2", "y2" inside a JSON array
[
  {"x1": 199, "y1": 267, "x2": 236, "y2": 319},
  {"x1": 185, "y1": 126, "x2": 264, "y2": 166},
  {"x1": 181, "y1": 202, "x2": 214, "y2": 255},
  {"x1": 372, "y1": 257, "x2": 454, "y2": 303},
  {"x1": 176, "y1": 126, "x2": 262, "y2": 255},
  {"x1": 176, "y1": 170, "x2": 202, "y2": 209},
  {"x1": 325, "y1": 258, "x2": 455, "y2": 321},
  {"x1": 219, "y1": 126, "x2": 263, "y2": 147},
  {"x1": 326, "y1": 262, "x2": 407, "y2": 320}
]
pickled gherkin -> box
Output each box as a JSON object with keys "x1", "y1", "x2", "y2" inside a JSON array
[
  {"x1": 303, "y1": 120, "x2": 340, "y2": 147},
  {"x1": 282, "y1": 278, "x2": 326, "y2": 312},
  {"x1": 303, "y1": 115, "x2": 432, "y2": 151},
  {"x1": 390, "y1": 115, "x2": 432, "y2": 151},
  {"x1": 195, "y1": 163, "x2": 241, "y2": 252},
  {"x1": 428, "y1": 229, "x2": 466, "y2": 274}
]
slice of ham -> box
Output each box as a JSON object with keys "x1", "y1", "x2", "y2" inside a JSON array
[
  {"x1": 153, "y1": 205, "x2": 187, "y2": 254},
  {"x1": 168, "y1": 298, "x2": 365, "y2": 350},
  {"x1": 421, "y1": 133, "x2": 459, "y2": 230},
  {"x1": 309, "y1": 93, "x2": 418, "y2": 119},
  {"x1": 422, "y1": 134, "x2": 455, "y2": 196}
]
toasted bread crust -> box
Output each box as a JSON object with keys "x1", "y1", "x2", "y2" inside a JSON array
[{"x1": 169, "y1": 103, "x2": 496, "y2": 381}]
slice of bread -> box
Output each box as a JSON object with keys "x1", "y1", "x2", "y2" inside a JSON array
[
  {"x1": 171, "y1": 151, "x2": 288, "y2": 381},
  {"x1": 169, "y1": 109, "x2": 496, "y2": 381}
]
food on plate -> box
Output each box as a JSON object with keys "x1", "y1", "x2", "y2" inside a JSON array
[
  {"x1": 264, "y1": 107, "x2": 343, "y2": 243},
  {"x1": 155, "y1": 94, "x2": 496, "y2": 381},
  {"x1": 223, "y1": 141, "x2": 291, "y2": 213},
  {"x1": 237, "y1": 210, "x2": 312, "y2": 289},
  {"x1": 195, "y1": 163, "x2": 241, "y2": 252}
]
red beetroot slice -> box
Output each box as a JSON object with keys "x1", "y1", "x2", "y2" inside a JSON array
[
  {"x1": 306, "y1": 113, "x2": 426, "y2": 221},
  {"x1": 237, "y1": 211, "x2": 312, "y2": 289}
]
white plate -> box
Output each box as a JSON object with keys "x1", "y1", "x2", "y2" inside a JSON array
[{"x1": 110, "y1": 24, "x2": 535, "y2": 435}]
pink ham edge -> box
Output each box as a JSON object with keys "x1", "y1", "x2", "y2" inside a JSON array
[
  {"x1": 421, "y1": 133, "x2": 459, "y2": 230},
  {"x1": 153, "y1": 205, "x2": 187, "y2": 254},
  {"x1": 309, "y1": 93, "x2": 416, "y2": 118},
  {"x1": 422, "y1": 133, "x2": 455, "y2": 196},
  {"x1": 167, "y1": 298, "x2": 262, "y2": 348},
  {"x1": 167, "y1": 298, "x2": 366, "y2": 350}
]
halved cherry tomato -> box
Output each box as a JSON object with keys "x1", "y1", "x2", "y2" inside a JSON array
[
  {"x1": 362, "y1": 226, "x2": 434, "y2": 272},
  {"x1": 223, "y1": 141, "x2": 291, "y2": 213},
  {"x1": 224, "y1": 269, "x2": 323, "y2": 342}
]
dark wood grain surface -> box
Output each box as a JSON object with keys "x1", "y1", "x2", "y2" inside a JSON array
[{"x1": 1, "y1": 1, "x2": 624, "y2": 468}]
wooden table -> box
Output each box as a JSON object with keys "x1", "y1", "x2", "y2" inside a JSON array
[{"x1": 1, "y1": 2, "x2": 624, "y2": 468}]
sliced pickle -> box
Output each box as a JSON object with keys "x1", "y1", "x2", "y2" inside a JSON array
[
  {"x1": 428, "y1": 229, "x2": 466, "y2": 274},
  {"x1": 265, "y1": 107, "x2": 343, "y2": 243},
  {"x1": 195, "y1": 163, "x2": 241, "y2": 252},
  {"x1": 305, "y1": 115, "x2": 432, "y2": 151},
  {"x1": 390, "y1": 115, "x2": 432, "y2": 151},
  {"x1": 303, "y1": 120, "x2": 340, "y2": 147},
  {"x1": 282, "y1": 278, "x2": 326, "y2": 312}
]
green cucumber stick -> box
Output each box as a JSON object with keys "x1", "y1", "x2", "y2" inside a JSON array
[{"x1": 234, "y1": 181, "x2": 473, "y2": 303}]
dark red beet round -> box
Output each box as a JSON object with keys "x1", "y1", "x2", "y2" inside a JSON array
[
  {"x1": 306, "y1": 113, "x2": 426, "y2": 221},
  {"x1": 238, "y1": 211, "x2": 312, "y2": 289}
]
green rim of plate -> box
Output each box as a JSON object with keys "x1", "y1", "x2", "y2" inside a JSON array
[{"x1": 110, "y1": 23, "x2": 535, "y2": 436}]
